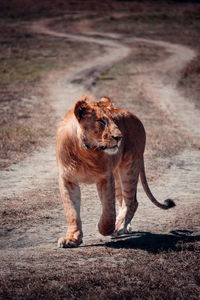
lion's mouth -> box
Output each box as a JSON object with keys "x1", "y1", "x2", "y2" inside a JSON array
[{"x1": 100, "y1": 144, "x2": 118, "y2": 150}]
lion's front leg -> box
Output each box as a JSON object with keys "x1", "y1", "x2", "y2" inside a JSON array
[
  {"x1": 58, "y1": 175, "x2": 83, "y2": 248},
  {"x1": 96, "y1": 173, "x2": 116, "y2": 236}
]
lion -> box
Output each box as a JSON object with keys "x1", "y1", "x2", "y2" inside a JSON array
[{"x1": 56, "y1": 95, "x2": 175, "y2": 248}]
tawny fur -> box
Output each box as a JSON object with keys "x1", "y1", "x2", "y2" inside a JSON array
[{"x1": 56, "y1": 95, "x2": 175, "y2": 248}]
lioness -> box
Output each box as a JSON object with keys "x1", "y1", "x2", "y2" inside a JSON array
[{"x1": 56, "y1": 95, "x2": 175, "y2": 248}]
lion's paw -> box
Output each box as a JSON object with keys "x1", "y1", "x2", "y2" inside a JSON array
[
  {"x1": 112, "y1": 223, "x2": 132, "y2": 237},
  {"x1": 98, "y1": 220, "x2": 115, "y2": 236},
  {"x1": 57, "y1": 237, "x2": 82, "y2": 248}
]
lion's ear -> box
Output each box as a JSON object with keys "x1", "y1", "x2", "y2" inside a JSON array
[
  {"x1": 99, "y1": 96, "x2": 113, "y2": 108},
  {"x1": 74, "y1": 100, "x2": 90, "y2": 122}
]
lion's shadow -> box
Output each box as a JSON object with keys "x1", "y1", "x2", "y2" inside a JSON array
[
  {"x1": 86, "y1": 229, "x2": 200, "y2": 254},
  {"x1": 104, "y1": 229, "x2": 200, "y2": 254}
]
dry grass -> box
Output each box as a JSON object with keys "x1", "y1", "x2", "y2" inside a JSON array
[
  {"x1": 1, "y1": 184, "x2": 200, "y2": 299},
  {"x1": 0, "y1": 239, "x2": 200, "y2": 299},
  {"x1": 179, "y1": 56, "x2": 200, "y2": 109}
]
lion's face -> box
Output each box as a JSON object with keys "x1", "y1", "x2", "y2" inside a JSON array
[{"x1": 74, "y1": 97, "x2": 122, "y2": 154}]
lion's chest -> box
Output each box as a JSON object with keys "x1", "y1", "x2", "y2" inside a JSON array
[
  {"x1": 74, "y1": 156, "x2": 109, "y2": 184},
  {"x1": 68, "y1": 150, "x2": 120, "y2": 184}
]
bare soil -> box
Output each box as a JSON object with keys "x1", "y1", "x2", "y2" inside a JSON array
[{"x1": 0, "y1": 3, "x2": 200, "y2": 299}]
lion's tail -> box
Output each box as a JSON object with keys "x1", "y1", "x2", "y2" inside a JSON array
[{"x1": 140, "y1": 157, "x2": 175, "y2": 210}]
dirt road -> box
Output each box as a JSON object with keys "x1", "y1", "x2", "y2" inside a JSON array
[{"x1": 0, "y1": 15, "x2": 199, "y2": 298}]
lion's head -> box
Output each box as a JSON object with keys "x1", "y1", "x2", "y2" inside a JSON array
[{"x1": 74, "y1": 96, "x2": 122, "y2": 155}]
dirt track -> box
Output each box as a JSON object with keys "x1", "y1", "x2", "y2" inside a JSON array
[{"x1": 0, "y1": 15, "x2": 200, "y2": 297}]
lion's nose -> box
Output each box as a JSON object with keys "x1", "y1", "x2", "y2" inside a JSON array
[{"x1": 112, "y1": 135, "x2": 122, "y2": 142}]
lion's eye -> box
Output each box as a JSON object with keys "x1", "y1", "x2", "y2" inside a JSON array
[{"x1": 98, "y1": 119, "x2": 106, "y2": 126}]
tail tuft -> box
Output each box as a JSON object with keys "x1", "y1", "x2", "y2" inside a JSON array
[
  {"x1": 140, "y1": 158, "x2": 176, "y2": 210},
  {"x1": 164, "y1": 199, "x2": 176, "y2": 209}
]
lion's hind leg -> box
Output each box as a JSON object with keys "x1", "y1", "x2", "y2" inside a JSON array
[
  {"x1": 114, "y1": 160, "x2": 139, "y2": 236},
  {"x1": 114, "y1": 169, "x2": 123, "y2": 210},
  {"x1": 114, "y1": 169, "x2": 129, "y2": 235}
]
